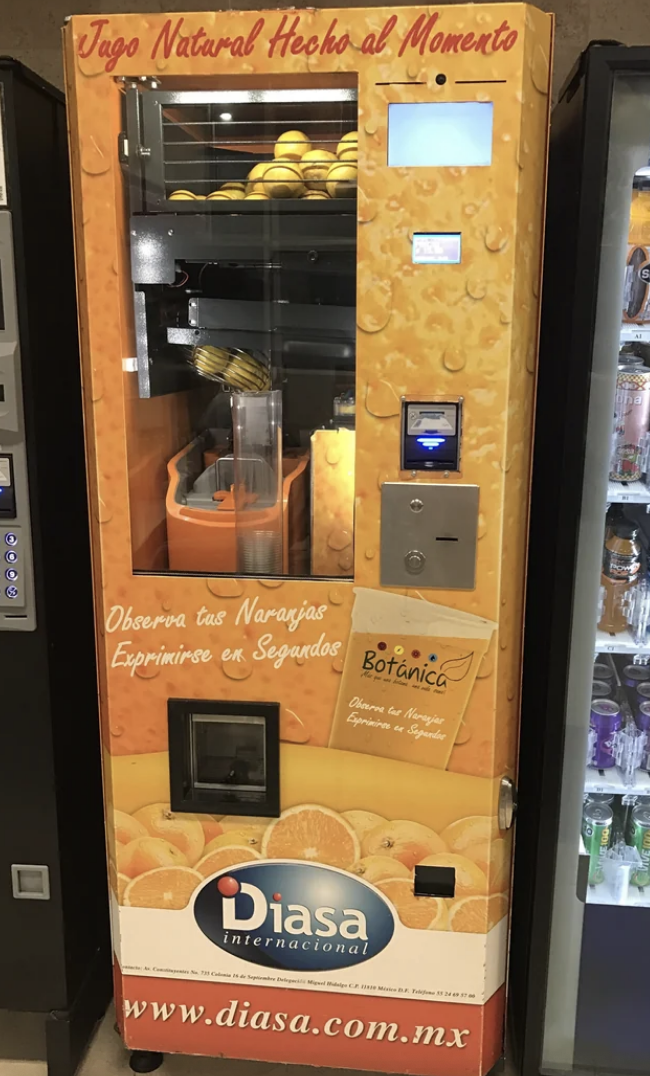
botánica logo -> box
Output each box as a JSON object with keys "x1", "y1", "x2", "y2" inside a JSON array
[
  {"x1": 194, "y1": 861, "x2": 394, "y2": 971},
  {"x1": 361, "y1": 648, "x2": 474, "y2": 691}
]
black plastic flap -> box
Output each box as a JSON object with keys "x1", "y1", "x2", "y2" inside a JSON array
[{"x1": 413, "y1": 865, "x2": 456, "y2": 898}]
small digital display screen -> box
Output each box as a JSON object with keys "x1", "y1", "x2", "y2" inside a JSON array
[
  {"x1": 412, "y1": 233, "x2": 461, "y2": 265},
  {"x1": 388, "y1": 102, "x2": 493, "y2": 168},
  {"x1": 402, "y1": 401, "x2": 461, "y2": 472}
]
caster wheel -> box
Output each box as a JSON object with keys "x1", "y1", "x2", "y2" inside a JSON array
[{"x1": 129, "y1": 1050, "x2": 164, "y2": 1073}]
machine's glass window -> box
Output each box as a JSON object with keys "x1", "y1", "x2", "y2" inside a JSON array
[
  {"x1": 122, "y1": 79, "x2": 357, "y2": 580},
  {"x1": 191, "y1": 714, "x2": 266, "y2": 794},
  {"x1": 412, "y1": 233, "x2": 461, "y2": 264},
  {"x1": 388, "y1": 102, "x2": 493, "y2": 167}
]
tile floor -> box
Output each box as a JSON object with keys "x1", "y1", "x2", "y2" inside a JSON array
[
  {"x1": 0, "y1": 1005, "x2": 510, "y2": 1076},
  {"x1": 0, "y1": 1005, "x2": 416, "y2": 1076}
]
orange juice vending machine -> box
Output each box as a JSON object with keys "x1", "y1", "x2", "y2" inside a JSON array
[{"x1": 63, "y1": 7, "x2": 551, "y2": 1073}]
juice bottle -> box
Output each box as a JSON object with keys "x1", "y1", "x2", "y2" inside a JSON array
[
  {"x1": 624, "y1": 171, "x2": 650, "y2": 323},
  {"x1": 598, "y1": 519, "x2": 642, "y2": 634},
  {"x1": 609, "y1": 358, "x2": 650, "y2": 483}
]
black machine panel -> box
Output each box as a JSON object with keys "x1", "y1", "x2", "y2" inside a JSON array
[{"x1": 0, "y1": 58, "x2": 110, "y2": 1076}]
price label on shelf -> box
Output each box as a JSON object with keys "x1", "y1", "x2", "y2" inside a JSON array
[{"x1": 621, "y1": 326, "x2": 650, "y2": 343}]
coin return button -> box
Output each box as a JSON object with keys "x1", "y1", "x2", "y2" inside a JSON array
[{"x1": 405, "y1": 550, "x2": 426, "y2": 574}]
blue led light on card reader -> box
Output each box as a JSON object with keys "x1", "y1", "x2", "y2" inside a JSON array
[{"x1": 417, "y1": 436, "x2": 446, "y2": 450}]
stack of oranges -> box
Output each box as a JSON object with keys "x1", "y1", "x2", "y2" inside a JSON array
[{"x1": 167, "y1": 127, "x2": 359, "y2": 204}]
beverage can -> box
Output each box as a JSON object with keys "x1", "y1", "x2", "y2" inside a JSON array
[
  {"x1": 623, "y1": 664, "x2": 650, "y2": 688},
  {"x1": 582, "y1": 802, "x2": 613, "y2": 886},
  {"x1": 592, "y1": 679, "x2": 611, "y2": 699},
  {"x1": 635, "y1": 701, "x2": 650, "y2": 769},
  {"x1": 585, "y1": 792, "x2": 615, "y2": 805},
  {"x1": 627, "y1": 805, "x2": 650, "y2": 886},
  {"x1": 610, "y1": 365, "x2": 650, "y2": 482},
  {"x1": 593, "y1": 661, "x2": 615, "y2": 683},
  {"x1": 589, "y1": 700, "x2": 622, "y2": 769},
  {"x1": 635, "y1": 699, "x2": 650, "y2": 730},
  {"x1": 637, "y1": 682, "x2": 650, "y2": 708}
]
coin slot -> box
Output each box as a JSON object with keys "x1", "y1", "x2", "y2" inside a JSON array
[{"x1": 435, "y1": 536, "x2": 459, "y2": 541}]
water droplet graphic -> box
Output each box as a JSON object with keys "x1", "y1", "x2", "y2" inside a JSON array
[
  {"x1": 207, "y1": 578, "x2": 243, "y2": 598},
  {"x1": 222, "y1": 657, "x2": 252, "y2": 680},
  {"x1": 365, "y1": 379, "x2": 400, "y2": 417},
  {"x1": 280, "y1": 709, "x2": 310, "y2": 744},
  {"x1": 455, "y1": 720, "x2": 471, "y2": 745},
  {"x1": 443, "y1": 348, "x2": 466, "y2": 372},
  {"x1": 466, "y1": 279, "x2": 488, "y2": 300}
]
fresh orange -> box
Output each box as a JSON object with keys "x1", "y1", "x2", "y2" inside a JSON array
[
  {"x1": 274, "y1": 130, "x2": 312, "y2": 161},
  {"x1": 350, "y1": 856, "x2": 410, "y2": 884},
  {"x1": 113, "y1": 809, "x2": 148, "y2": 847},
  {"x1": 219, "y1": 816, "x2": 272, "y2": 833},
  {"x1": 464, "y1": 838, "x2": 510, "y2": 894},
  {"x1": 361, "y1": 820, "x2": 446, "y2": 871},
  {"x1": 108, "y1": 861, "x2": 130, "y2": 904},
  {"x1": 204, "y1": 830, "x2": 263, "y2": 855},
  {"x1": 195, "y1": 845, "x2": 262, "y2": 878},
  {"x1": 194, "y1": 814, "x2": 225, "y2": 844},
  {"x1": 448, "y1": 893, "x2": 509, "y2": 933},
  {"x1": 376, "y1": 878, "x2": 448, "y2": 930},
  {"x1": 418, "y1": 853, "x2": 488, "y2": 898},
  {"x1": 262, "y1": 805, "x2": 359, "y2": 869},
  {"x1": 117, "y1": 837, "x2": 188, "y2": 878},
  {"x1": 133, "y1": 803, "x2": 205, "y2": 866},
  {"x1": 108, "y1": 859, "x2": 117, "y2": 894},
  {"x1": 342, "y1": 811, "x2": 387, "y2": 841},
  {"x1": 124, "y1": 867, "x2": 202, "y2": 910},
  {"x1": 441, "y1": 815, "x2": 500, "y2": 853}
]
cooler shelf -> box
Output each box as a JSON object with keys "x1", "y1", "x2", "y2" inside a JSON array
[
  {"x1": 607, "y1": 479, "x2": 650, "y2": 503},
  {"x1": 584, "y1": 767, "x2": 650, "y2": 794},
  {"x1": 595, "y1": 628, "x2": 650, "y2": 654},
  {"x1": 586, "y1": 883, "x2": 650, "y2": 907}
]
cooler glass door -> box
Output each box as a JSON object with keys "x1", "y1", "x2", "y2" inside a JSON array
[{"x1": 515, "y1": 56, "x2": 650, "y2": 1076}]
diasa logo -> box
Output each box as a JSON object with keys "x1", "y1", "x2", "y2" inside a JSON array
[{"x1": 194, "y1": 862, "x2": 394, "y2": 971}]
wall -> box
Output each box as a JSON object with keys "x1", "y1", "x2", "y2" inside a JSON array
[{"x1": 2, "y1": 0, "x2": 650, "y2": 101}]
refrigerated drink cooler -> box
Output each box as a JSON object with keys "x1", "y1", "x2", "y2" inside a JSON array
[
  {"x1": 511, "y1": 42, "x2": 650, "y2": 1076},
  {"x1": 63, "y1": 8, "x2": 552, "y2": 1074},
  {"x1": 0, "y1": 60, "x2": 110, "y2": 1076}
]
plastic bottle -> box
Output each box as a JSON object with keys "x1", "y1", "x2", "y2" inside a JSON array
[
  {"x1": 624, "y1": 170, "x2": 650, "y2": 324},
  {"x1": 598, "y1": 518, "x2": 642, "y2": 634}
]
